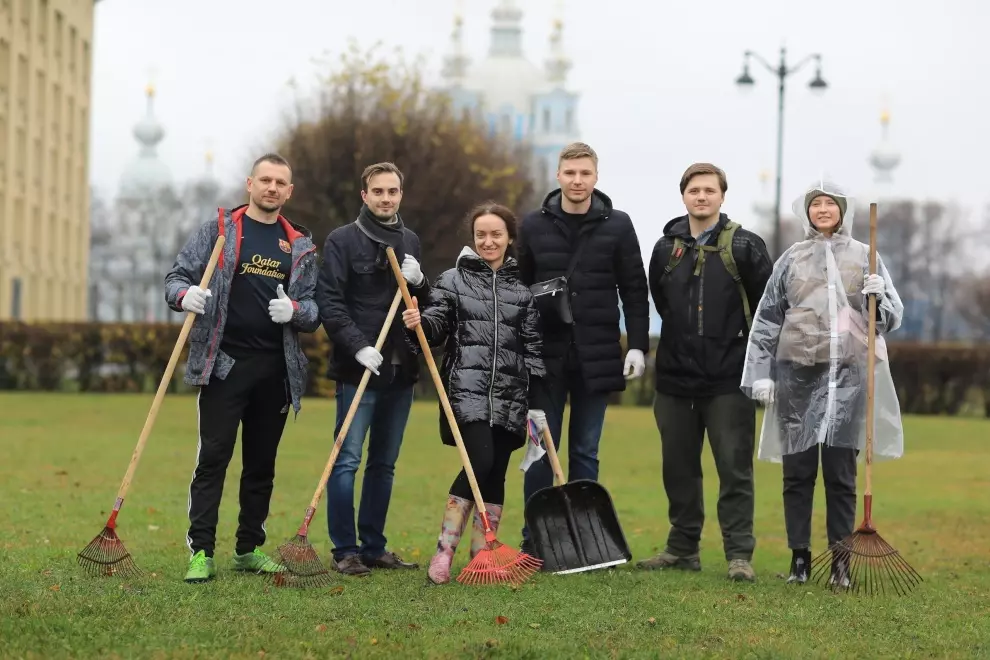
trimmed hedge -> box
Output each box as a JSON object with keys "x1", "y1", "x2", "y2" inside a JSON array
[{"x1": 1, "y1": 322, "x2": 987, "y2": 417}]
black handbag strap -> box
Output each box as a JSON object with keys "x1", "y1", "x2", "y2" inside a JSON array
[{"x1": 564, "y1": 230, "x2": 591, "y2": 281}]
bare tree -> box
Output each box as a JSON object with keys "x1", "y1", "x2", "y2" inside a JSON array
[{"x1": 265, "y1": 41, "x2": 538, "y2": 279}]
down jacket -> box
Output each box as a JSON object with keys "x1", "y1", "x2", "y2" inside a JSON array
[{"x1": 417, "y1": 246, "x2": 548, "y2": 447}]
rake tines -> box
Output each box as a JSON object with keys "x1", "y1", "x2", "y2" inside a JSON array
[
  {"x1": 811, "y1": 529, "x2": 923, "y2": 597},
  {"x1": 265, "y1": 531, "x2": 334, "y2": 589},
  {"x1": 77, "y1": 523, "x2": 141, "y2": 578},
  {"x1": 457, "y1": 533, "x2": 542, "y2": 586}
]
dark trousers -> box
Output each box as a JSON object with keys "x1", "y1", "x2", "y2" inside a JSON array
[
  {"x1": 782, "y1": 444, "x2": 858, "y2": 549},
  {"x1": 449, "y1": 422, "x2": 517, "y2": 506},
  {"x1": 653, "y1": 391, "x2": 756, "y2": 561},
  {"x1": 186, "y1": 350, "x2": 289, "y2": 558},
  {"x1": 521, "y1": 350, "x2": 609, "y2": 542}
]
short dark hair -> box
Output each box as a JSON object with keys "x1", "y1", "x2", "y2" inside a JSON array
[
  {"x1": 252, "y1": 152, "x2": 292, "y2": 176},
  {"x1": 679, "y1": 162, "x2": 727, "y2": 194},
  {"x1": 465, "y1": 201, "x2": 518, "y2": 245},
  {"x1": 361, "y1": 162, "x2": 404, "y2": 191}
]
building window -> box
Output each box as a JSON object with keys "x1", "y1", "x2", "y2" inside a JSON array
[{"x1": 10, "y1": 275, "x2": 21, "y2": 320}]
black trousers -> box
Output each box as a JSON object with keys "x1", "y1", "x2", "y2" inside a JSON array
[
  {"x1": 653, "y1": 391, "x2": 757, "y2": 560},
  {"x1": 776, "y1": 360, "x2": 860, "y2": 550},
  {"x1": 782, "y1": 444, "x2": 858, "y2": 549},
  {"x1": 186, "y1": 350, "x2": 289, "y2": 557},
  {"x1": 449, "y1": 422, "x2": 517, "y2": 506}
]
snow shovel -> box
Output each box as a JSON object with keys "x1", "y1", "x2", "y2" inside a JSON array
[{"x1": 523, "y1": 425, "x2": 632, "y2": 574}]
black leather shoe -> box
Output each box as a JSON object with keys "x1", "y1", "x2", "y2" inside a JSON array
[{"x1": 363, "y1": 551, "x2": 419, "y2": 570}]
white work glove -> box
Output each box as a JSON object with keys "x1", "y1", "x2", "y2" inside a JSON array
[
  {"x1": 181, "y1": 285, "x2": 211, "y2": 315},
  {"x1": 528, "y1": 409, "x2": 548, "y2": 433},
  {"x1": 623, "y1": 348, "x2": 646, "y2": 380},
  {"x1": 752, "y1": 378, "x2": 775, "y2": 405},
  {"x1": 355, "y1": 346, "x2": 383, "y2": 376},
  {"x1": 519, "y1": 416, "x2": 547, "y2": 473},
  {"x1": 862, "y1": 273, "x2": 885, "y2": 296},
  {"x1": 400, "y1": 255, "x2": 424, "y2": 287},
  {"x1": 268, "y1": 284, "x2": 294, "y2": 324}
]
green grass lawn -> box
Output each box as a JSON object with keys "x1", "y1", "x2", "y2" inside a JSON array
[{"x1": 1, "y1": 392, "x2": 989, "y2": 659}]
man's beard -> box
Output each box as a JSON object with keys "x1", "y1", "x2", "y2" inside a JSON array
[{"x1": 256, "y1": 198, "x2": 281, "y2": 213}]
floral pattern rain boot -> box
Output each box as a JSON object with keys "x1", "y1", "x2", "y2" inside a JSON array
[
  {"x1": 427, "y1": 494, "x2": 473, "y2": 584},
  {"x1": 470, "y1": 502, "x2": 503, "y2": 559}
]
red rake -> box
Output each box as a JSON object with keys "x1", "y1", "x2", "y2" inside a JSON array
[
  {"x1": 809, "y1": 202, "x2": 922, "y2": 596},
  {"x1": 78, "y1": 235, "x2": 226, "y2": 577},
  {"x1": 267, "y1": 288, "x2": 404, "y2": 589},
  {"x1": 384, "y1": 248, "x2": 541, "y2": 586}
]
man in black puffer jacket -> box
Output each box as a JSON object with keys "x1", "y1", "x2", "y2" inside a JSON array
[
  {"x1": 516, "y1": 142, "x2": 651, "y2": 551},
  {"x1": 637, "y1": 162, "x2": 773, "y2": 582}
]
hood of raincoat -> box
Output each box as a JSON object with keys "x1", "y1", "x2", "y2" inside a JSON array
[{"x1": 791, "y1": 176, "x2": 856, "y2": 239}]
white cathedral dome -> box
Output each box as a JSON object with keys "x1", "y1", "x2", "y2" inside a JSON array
[{"x1": 119, "y1": 84, "x2": 174, "y2": 201}]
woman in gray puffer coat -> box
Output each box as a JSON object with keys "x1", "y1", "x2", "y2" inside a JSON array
[{"x1": 402, "y1": 202, "x2": 549, "y2": 584}]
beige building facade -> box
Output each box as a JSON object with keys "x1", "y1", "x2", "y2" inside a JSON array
[{"x1": 0, "y1": 0, "x2": 96, "y2": 321}]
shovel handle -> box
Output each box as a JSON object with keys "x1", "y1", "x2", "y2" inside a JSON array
[
  {"x1": 540, "y1": 427, "x2": 566, "y2": 486},
  {"x1": 384, "y1": 248, "x2": 490, "y2": 520}
]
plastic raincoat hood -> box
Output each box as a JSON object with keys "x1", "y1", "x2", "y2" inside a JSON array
[{"x1": 740, "y1": 177, "x2": 905, "y2": 463}]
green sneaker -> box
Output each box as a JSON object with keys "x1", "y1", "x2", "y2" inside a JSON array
[
  {"x1": 232, "y1": 548, "x2": 286, "y2": 574},
  {"x1": 184, "y1": 550, "x2": 217, "y2": 583}
]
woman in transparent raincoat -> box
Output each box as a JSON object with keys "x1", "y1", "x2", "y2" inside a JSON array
[{"x1": 740, "y1": 178, "x2": 905, "y2": 586}]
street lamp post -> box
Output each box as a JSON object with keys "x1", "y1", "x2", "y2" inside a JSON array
[{"x1": 735, "y1": 47, "x2": 828, "y2": 259}]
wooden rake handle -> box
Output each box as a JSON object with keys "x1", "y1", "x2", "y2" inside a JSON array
[
  {"x1": 114, "y1": 234, "x2": 226, "y2": 506},
  {"x1": 384, "y1": 248, "x2": 490, "y2": 520},
  {"x1": 305, "y1": 287, "x2": 404, "y2": 514},
  {"x1": 865, "y1": 202, "x2": 878, "y2": 497},
  {"x1": 540, "y1": 427, "x2": 566, "y2": 486}
]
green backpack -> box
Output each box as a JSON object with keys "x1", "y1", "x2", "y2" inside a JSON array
[{"x1": 663, "y1": 220, "x2": 753, "y2": 332}]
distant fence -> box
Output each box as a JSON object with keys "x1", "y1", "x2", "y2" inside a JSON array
[{"x1": 1, "y1": 322, "x2": 987, "y2": 417}]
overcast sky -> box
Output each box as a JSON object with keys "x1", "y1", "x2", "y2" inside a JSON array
[{"x1": 88, "y1": 0, "x2": 989, "y2": 260}]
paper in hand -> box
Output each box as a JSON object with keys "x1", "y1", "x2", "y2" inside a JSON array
[{"x1": 518, "y1": 418, "x2": 546, "y2": 473}]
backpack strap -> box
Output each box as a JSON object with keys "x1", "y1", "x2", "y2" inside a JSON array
[
  {"x1": 664, "y1": 237, "x2": 687, "y2": 275},
  {"x1": 715, "y1": 221, "x2": 753, "y2": 331}
]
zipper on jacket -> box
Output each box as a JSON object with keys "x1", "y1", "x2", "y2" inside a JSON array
[
  {"x1": 697, "y1": 270, "x2": 705, "y2": 336},
  {"x1": 488, "y1": 268, "x2": 498, "y2": 426}
]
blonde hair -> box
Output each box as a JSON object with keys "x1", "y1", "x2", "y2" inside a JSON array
[{"x1": 558, "y1": 142, "x2": 598, "y2": 170}]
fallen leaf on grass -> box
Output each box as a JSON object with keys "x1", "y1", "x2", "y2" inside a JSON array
[
  {"x1": 495, "y1": 616, "x2": 509, "y2": 625},
  {"x1": 529, "y1": 623, "x2": 540, "y2": 629},
  {"x1": 407, "y1": 624, "x2": 420, "y2": 630},
  {"x1": 49, "y1": 584, "x2": 60, "y2": 591},
  {"x1": 647, "y1": 617, "x2": 656, "y2": 626},
  {"x1": 315, "y1": 625, "x2": 327, "y2": 633},
  {"x1": 329, "y1": 586, "x2": 344, "y2": 596},
  {"x1": 147, "y1": 525, "x2": 160, "y2": 532},
  {"x1": 55, "y1": 470, "x2": 68, "y2": 476},
  {"x1": 736, "y1": 594, "x2": 747, "y2": 601},
  {"x1": 485, "y1": 639, "x2": 498, "y2": 648},
  {"x1": 370, "y1": 638, "x2": 378, "y2": 645}
]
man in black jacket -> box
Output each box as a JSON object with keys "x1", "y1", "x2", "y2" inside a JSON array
[
  {"x1": 315, "y1": 162, "x2": 429, "y2": 576},
  {"x1": 639, "y1": 162, "x2": 773, "y2": 582},
  {"x1": 516, "y1": 142, "x2": 651, "y2": 551}
]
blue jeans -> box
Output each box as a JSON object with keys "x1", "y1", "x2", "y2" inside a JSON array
[
  {"x1": 521, "y1": 374, "x2": 609, "y2": 543},
  {"x1": 326, "y1": 381, "x2": 414, "y2": 562}
]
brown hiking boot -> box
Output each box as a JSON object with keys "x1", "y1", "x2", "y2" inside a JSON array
[
  {"x1": 331, "y1": 554, "x2": 371, "y2": 576},
  {"x1": 636, "y1": 550, "x2": 701, "y2": 571},
  {"x1": 364, "y1": 551, "x2": 419, "y2": 570},
  {"x1": 728, "y1": 558, "x2": 756, "y2": 582}
]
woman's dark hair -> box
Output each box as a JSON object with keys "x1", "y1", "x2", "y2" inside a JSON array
[{"x1": 465, "y1": 201, "x2": 518, "y2": 246}]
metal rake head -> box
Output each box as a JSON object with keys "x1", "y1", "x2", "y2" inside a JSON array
[
  {"x1": 265, "y1": 534, "x2": 334, "y2": 589},
  {"x1": 457, "y1": 537, "x2": 542, "y2": 586},
  {"x1": 811, "y1": 530, "x2": 923, "y2": 597},
  {"x1": 77, "y1": 525, "x2": 141, "y2": 578}
]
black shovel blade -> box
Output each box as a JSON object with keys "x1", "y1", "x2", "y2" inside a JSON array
[{"x1": 524, "y1": 479, "x2": 632, "y2": 574}]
